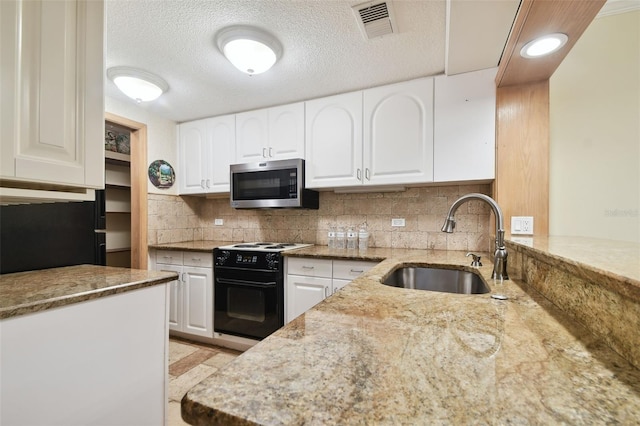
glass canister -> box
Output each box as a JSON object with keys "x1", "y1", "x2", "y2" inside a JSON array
[
  {"x1": 335, "y1": 227, "x2": 346, "y2": 249},
  {"x1": 358, "y1": 224, "x2": 369, "y2": 250},
  {"x1": 327, "y1": 226, "x2": 336, "y2": 249},
  {"x1": 347, "y1": 227, "x2": 358, "y2": 249}
]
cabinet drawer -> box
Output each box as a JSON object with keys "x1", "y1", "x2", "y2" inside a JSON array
[
  {"x1": 156, "y1": 250, "x2": 183, "y2": 265},
  {"x1": 332, "y1": 260, "x2": 376, "y2": 280},
  {"x1": 183, "y1": 252, "x2": 213, "y2": 268},
  {"x1": 287, "y1": 257, "x2": 332, "y2": 278}
]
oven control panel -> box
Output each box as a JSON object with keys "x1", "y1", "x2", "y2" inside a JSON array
[{"x1": 214, "y1": 249, "x2": 281, "y2": 271}]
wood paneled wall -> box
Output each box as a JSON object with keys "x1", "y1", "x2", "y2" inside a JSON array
[
  {"x1": 492, "y1": 0, "x2": 604, "y2": 237},
  {"x1": 494, "y1": 81, "x2": 550, "y2": 236}
]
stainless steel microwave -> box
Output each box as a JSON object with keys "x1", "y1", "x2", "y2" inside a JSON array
[{"x1": 230, "y1": 159, "x2": 319, "y2": 209}]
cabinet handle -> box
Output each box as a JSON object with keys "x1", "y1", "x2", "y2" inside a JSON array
[
  {"x1": 365, "y1": 168, "x2": 370, "y2": 180},
  {"x1": 350, "y1": 269, "x2": 364, "y2": 273},
  {"x1": 357, "y1": 169, "x2": 362, "y2": 181},
  {"x1": 325, "y1": 286, "x2": 330, "y2": 297},
  {"x1": 301, "y1": 265, "x2": 315, "y2": 269},
  {"x1": 206, "y1": 179, "x2": 210, "y2": 189},
  {"x1": 262, "y1": 148, "x2": 267, "y2": 158},
  {"x1": 163, "y1": 255, "x2": 172, "y2": 260},
  {"x1": 191, "y1": 257, "x2": 201, "y2": 262},
  {"x1": 201, "y1": 179, "x2": 205, "y2": 189},
  {"x1": 181, "y1": 272, "x2": 188, "y2": 283},
  {"x1": 269, "y1": 147, "x2": 273, "y2": 157}
]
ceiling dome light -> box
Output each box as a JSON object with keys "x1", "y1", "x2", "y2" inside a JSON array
[
  {"x1": 520, "y1": 33, "x2": 569, "y2": 59},
  {"x1": 216, "y1": 26, "x2": 282, "y2": 75},
  {"x1": 107, "y1": 67, "x2": 169, "y2": 103}
]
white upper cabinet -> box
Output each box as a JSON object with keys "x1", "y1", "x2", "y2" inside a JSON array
[
  {"x1": 434, "y1": 68, "x2": 497, "y2": 182},
  {"x1": 306, "y1": 78, "x2": 434, "y2": 189},
  {"x1": 208, "y1": 115, "x2": 236, "y2": 192},
  {"x1": 268, "y1": 102, "x2": 305, "y2": 160},
  {"x1": 236, "y1": 103, "x2": 305, "y2": 163},
  {"x1": 179, "y1": 119, "x2": 209, "y2": 194},
  {"x1": 305, "y1": 92, "x2": 363, "y2": 188},
  {"x1": 178, "y1": 115, "x2": 235, "y2": 195},
  {"x1": 0, "y1": 0, "x2": 104, "y2": 192},
  {"x1": 364, "y1": 78, "x2": 434, "y2": 186},
  {"x1": 235, "y1": 109, "x2": 268, "y2": 163}
]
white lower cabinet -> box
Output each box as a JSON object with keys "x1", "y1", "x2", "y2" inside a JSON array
[
  {"x1": 286, "y1": 257, "x2": 376, "y2": 323},
  {"x1": 155, "y1": 250, "x2": 214, "y2": 338}
]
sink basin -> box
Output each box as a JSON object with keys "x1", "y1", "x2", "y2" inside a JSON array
[{"x1": 382, "y1": 267, "x2": 490, "y2": 294}]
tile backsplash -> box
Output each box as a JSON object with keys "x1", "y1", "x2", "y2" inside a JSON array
[{"x1": 148, "y1": 184, "x2": 493, "y2": 252}]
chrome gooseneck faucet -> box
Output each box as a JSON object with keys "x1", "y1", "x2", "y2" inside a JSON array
[{"x1": 441, "y1": 193, "x2": 509, "y2": 280}]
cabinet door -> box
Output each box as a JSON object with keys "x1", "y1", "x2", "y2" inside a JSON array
[
  {"x1": 332, "y1": 279, "x2": 352, "y2": 294},
  {"x1": 236, "y1": 109, "x2": 268, "y2": 163},
  {"x1": 182, "y1": 266, "x2": 214, "y2": 338},
  {"x1": 1, "y1": 0, "x2": 104, "y2": 188},
  {"x1": 155, "y1": 264, "x2": 182, "y2": 332},
  {"x1": 268, "y1": 102, "x2": 305, "y2": 160},
  {"x1": 364, "y1": 78, "x2": 434, "y2": 186},
  {"x1": 305, "y1": 92, "x2": 363, "y2": 188},
  {"x1": 434, "y1": 68, "x2": 497, "y2": 182},
  {"x1": 178, "y1": 119, "x2": 209, "y2": 194},
  {"x1": 286, "y1": 275, "x2": 331, "y2": 323},
  {"x1": 209, "y1": 114, "x2": 236, "y2": 192}
]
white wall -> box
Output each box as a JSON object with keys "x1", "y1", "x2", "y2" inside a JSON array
[
  {"x1": 105, "y1": 97, "x2": 178, "y2": 195},
  {"x1": 549, "y1": 10, "x2": 640, "y2": 243}
]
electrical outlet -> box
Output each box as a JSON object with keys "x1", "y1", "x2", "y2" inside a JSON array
[
  {"x1": 391, "y1": 218, "x2": 406, "y2": 227},
  {"x1": 511, "y1": 216, "x2": 534, "y2": 235},
  {"x1": 214, "y1": 218, "x2": 223, "y2": 226}
]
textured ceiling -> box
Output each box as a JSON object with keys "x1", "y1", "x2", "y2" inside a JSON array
[{"x1": 105, "y1": 0, "x2": 511, "y2": 123}]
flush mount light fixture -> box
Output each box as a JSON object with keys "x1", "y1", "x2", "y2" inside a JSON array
[
  {"x1": 216, "y1": 25, "x2": 283, "y2": 75},
  {"x1": 107, "y1": 66, "x2": 169, "y2": 103},
  {"x1": 520, "y1": 33, "x2": 569, "y2": 59}
]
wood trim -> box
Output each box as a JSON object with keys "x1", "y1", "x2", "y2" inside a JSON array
[
  {"x1": 494, "y1": 81, "x2": 549, "y2": 236},
  {"x1": 496, "y1": 0, "x2": 605, "y2": 87},
  {"x1": 105, "y1": 112, "x2": 148, "y2": 269}
]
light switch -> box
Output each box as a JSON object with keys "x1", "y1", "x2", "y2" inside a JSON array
[{"x1": 511, "y1": 216, "x2": 534, "y2": 235}]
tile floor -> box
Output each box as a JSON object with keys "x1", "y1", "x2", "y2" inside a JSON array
[{"x1": 167, "y1": 337, "x2": 242, "y2": 426}]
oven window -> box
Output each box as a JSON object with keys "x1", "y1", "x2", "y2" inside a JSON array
[{"x1": 228, "y1": 287, "x2": 266, "y2": 322}]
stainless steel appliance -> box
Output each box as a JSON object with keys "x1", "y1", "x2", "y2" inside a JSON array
[
  {"x1": 230, "y1": 158, "x2": 319, "y2": 209},
  {"x1": 214, "y1": 242, "x2": 311, "y2": 340}
]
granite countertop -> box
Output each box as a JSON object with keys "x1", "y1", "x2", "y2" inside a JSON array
[
  {"x1": 182, "y1": 249, "x2": 640, "y2": 425},
  {"x1": 0, "y1": 265, "x2": 177, "y2": 320},
  {"x1": 149, "y1": 240, "x2": 235, "y2": 252}
]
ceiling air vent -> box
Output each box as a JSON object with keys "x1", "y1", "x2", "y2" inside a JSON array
[{"x1": 352, "y1": 1, "x2": 398, "y2": 40}]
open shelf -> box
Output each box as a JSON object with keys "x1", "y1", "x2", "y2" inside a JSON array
[{"x1": 105, "y1": 151, "x2": 131, "y2": 164}]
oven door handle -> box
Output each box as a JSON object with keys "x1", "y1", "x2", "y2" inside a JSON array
[{"x1": 216, "y1": 277, "x2": 277, "y2": 288}]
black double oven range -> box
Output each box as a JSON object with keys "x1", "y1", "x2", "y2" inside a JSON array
[{"x1": 214, "y1": 242, "x2": 310, "y2": 340}]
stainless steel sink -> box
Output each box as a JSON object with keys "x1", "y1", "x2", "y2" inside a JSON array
[{"x1": 382, "y1": 267, "x2": 490, "y2": 294}]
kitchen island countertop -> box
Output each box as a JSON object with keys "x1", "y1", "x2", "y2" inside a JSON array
[
  {"x1": 0, "y1": 265, "x2": 177, "y2": 320},
  {"x1": 182, "y1": 248, "x2": 640, "y2": 425}
]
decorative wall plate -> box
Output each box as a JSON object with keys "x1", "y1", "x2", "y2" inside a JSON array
[{"x1": 148, "y1": 160, "x2": 175, "y2": 189}]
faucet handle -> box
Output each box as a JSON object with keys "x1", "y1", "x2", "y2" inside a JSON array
[{"x1": 466, "y1": 252, "x2": 482, "y2": 267}]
